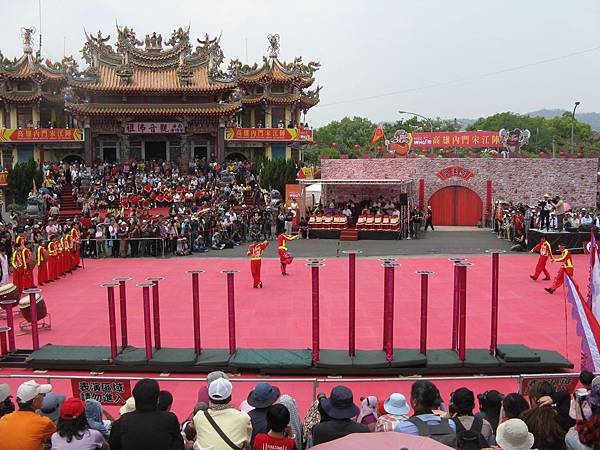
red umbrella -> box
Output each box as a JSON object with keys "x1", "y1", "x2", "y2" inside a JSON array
[{"x1": 312, "y1": 432, "x2": 454, "y2": 450}]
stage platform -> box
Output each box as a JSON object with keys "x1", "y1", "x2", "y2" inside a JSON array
[
  {"x1": 527, "y1": 229, "x2": 598, "y2": 253},
  {"x1": 0, "y1": 255, "x2": 584, "y2": 375},
  {"x1": 309, "y1": 229, "x2": 403, "y2": 240}
]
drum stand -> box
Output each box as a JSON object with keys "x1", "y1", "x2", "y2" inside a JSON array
[{"x1": 19, "y1": 314, "x2": 52, "y2": 333}]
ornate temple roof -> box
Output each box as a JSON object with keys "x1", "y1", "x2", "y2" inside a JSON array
[{"x1": 65, "y1": 101, "x2": 241, "y2": 116}]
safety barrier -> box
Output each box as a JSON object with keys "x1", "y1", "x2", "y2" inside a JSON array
[{"x1": 80, "y1": 237, "x2": 167, "y2": 258}]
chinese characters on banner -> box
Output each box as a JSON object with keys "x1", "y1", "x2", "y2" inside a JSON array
[
  {"x1": 225, "y1": 128, "x2": 313, "y2": 141},
  {"x1": 0, "y1": 172, "x2": 8, "y2": 187},
  {"x1": 0, "y1": 128, "x2": 83, "y2": 142},
  {"x1": 123, "y1": 122, "x2": 185, "y2": 134},
  {"x1": 71, "y1": 379, "x2": 132, "y2": 406},
  {"x1": 520, "y1": 375, "x2": 579, "y2": 396},
  {"x1": 436, "y1": 166, "x2": 474, "y2": 181},
  {"x1": 411, "y1": 132, "x2": 502, "y2": 148}
]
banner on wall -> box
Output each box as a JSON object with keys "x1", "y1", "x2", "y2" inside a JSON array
[
  {"x1": 71, "y1": 378, "x2": 132, "y2": 406},
  {"x1": 0, "y1": 128, "x2": 83, "y2": 142},
  {"x1": 385, "y1": 130, "x2": 504, "y2": 156},
  {"x1": 226, "y1": 127, "x2": 313, "y2": 141}
]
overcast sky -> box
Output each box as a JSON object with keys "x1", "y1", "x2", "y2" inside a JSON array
[{"x1": 1, "y1": 0, "x2": 598, "y2": 126}]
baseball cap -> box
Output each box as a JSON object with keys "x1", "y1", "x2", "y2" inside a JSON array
[
  {"x1": 208, "y1": 378, "x2": 232, "y2": 401},
  {"x1": 16, "y1": 380, "x2": 52, "y2": 402},
  {"x1": 0, "y1": 384, "x2": 9, "y2": 402},
  {"x1": 60, "y1": 397, "x2": 85, "y2": 419}
]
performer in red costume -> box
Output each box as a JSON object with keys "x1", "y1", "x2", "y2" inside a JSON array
[
  {"x1": 545, "y1": 244, "x2": 574, "y2": 294},
  {"x1": 57, "y1": 238, "x2": 65, "y2": 276},
  {"x1": 47, "y1": 239, "x2": 58, "y2": 281},
  {"x1": 529, "y1": 236, "x2": 552, "y2": 281},
  {"x1": 247, "y1": 239, "x2": 269, "y2": 288},
  {"x1": 37, "y1": 242, "x2": 49, "y2": 286},
  {"x1": 21, "y1": 241, "x2": 36, "y2": 289},
  {"x1": 277, "y1": 233, "x2": 298, "y2": 275},
  {"x1": 11, "y1": 246, "x2": 24, "y2": 291},
  {"x1": 70, "y1": 226, "x2": 81, "y2": 269}
]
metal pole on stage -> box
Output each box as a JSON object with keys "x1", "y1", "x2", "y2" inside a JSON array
[
  {"x1": 307, "y1": 262, "x2": 325, "y2": 364},
  {"x1": 416, "y1": 271, "x2": 434, "y2": 355},
  {"x1": 146, "y1": 277, "x2": 163, "y2": 350},
  {"x1": 188, "y1": 270, "x2": 205, "y2": 355},
  {"x1": 449, "y1": 257, "x2": 465, "y2": 351},
  {"x1": 101, "y1": 283, "x2": 119, "y2": 359},
  {"x1": 382, "y1": 262, "x2": 400, "y2": 361},
  {"x1": 222, "y1": 270, "x2": 239, "y2": 355},
  {"x1": 486, "y1": 250, "x2": 505, "y2": 355},
  {"x1": 342, "y1": 250, "x2": 362, "y2": 357},
  {"x1": 137, "y1": 282, "x2": 154, "y2": 360},
  {"x1": 114, "y1": 277, "x2": 132, "y2": 349},
  {"x1": 0, "y1": 327, "x2": 9, "y2": 358},
  {"x1": 456, "y1": 262, "x2": 473, "y2": 361},
  {"x1": 23, "y1": 288, "x2": 41, "y2": 351},
  {"x1": 378, "y1": 258, "x2": 396, "y2": 350},
  {"x1": 0, "y1": 300, "x2": 17, "y2": 352}
]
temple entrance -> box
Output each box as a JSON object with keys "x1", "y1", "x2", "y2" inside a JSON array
[
  {"x1": 428, "y1": 186, "x2": 482, "y2": 226},
  {"x1": 145, "y1": 141, "x2": 167, "y2": 161}
]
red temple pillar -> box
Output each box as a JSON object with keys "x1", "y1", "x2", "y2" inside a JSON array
[
  {"x1": 485, "y1": 180, "x2": 492, "y2": 224},
  {"x1": 419, "y1": 179, "x2": 425, "y2": 210}
]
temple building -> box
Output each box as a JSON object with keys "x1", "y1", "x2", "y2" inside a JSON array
[{"x1": 0, "y1": 26, "x2": 319, "y2": 165}]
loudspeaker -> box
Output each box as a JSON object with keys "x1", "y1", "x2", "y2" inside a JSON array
[{"x1": 399, "y1": 193, "x2": 408, "y2": 206}]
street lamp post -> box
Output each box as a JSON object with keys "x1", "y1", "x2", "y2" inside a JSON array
[
  {"x1": 571, "y1": 101, "x2": 581, "y2": 153},
  {"x1": 398, "y1": 110, "x2": 434, "y2": 153}
]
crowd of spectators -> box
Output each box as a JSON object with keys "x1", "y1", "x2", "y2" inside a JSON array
[{"x1": 1, "y1": 371, "x2": 600, "y2": 449}]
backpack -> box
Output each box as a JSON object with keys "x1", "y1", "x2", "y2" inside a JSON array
[
  {"x1": 452, "y1": 416, "x2": 488, "y2": 450},
  {"x1": 408, "y1": 416, "x2": 458, "y2": 449}
]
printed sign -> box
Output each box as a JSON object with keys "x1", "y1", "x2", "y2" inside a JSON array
[
  {"x1": 124, "y1": 122, "x2": 185, "y2": 134},
  {"x1": 0, "y1": 172, "x2": 7, "y2": 187},
  {"x1": 226, "y1": 127, "x2": 313, "y2": 141},
  {"x1": 436, "y1": 166, "x2": 474, "y2": 181},
  {"x1": 71, "y1": 378, "x2": 132, "y2": 406},
  {"x1": 385, "y1": 130, "x2": 504, "y2": 156},
  {"x1": 0, "y1": 128, "x2": 83, "y2": 142},
  {"x1": 520, "y1": 375, "x2": 579, "y2": 396}
]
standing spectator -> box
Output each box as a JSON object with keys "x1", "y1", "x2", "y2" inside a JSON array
[
  {"x1": 284, "y1": 209, "x2": 294, "y2": 235},
  {"x1": 424, "y1": 206, "x2": 434, "y2": 231},
  {"x1": 247, "y1": 382, "x2": 281, "y2": 446},
  {"x1": 376, "y1": 393, "x2": 410, "y2": 432},
  {"x1": 0, "y1": 379, "x2": 56, "y2": 450},
  {"x1": 193, "y1": 378, "x2": 252, "y2": 450},
  {"x1": 0, "y1": 384, "x2": 14, "y2": 419},
  {"x1": 50, "y1": 397, "x2": 108, "y2": 449},
  {"x1": 554, "y1": 196, "x2": 566, "y2": 231},
  {"x1": 356, "y1": 396, "x2": 378, "y2": 431},
  {"x1": 298, "y1": 216, "x2": 308, "y2": 239},
  {"x1": 573, "y1": 384, "x2": 600, "y2": 450},
  {"x1": 252, "y1": 404, "x2": 296, "y2": 450},
  {"x1": 495, "y1": 419, "x2": 534, "y2": 450},
  {"x1": 311, "y1": 386, "x2": 369, "y2": 446},
  {"x1": 109, "y1": 379, "x2": 183, "y2": 450}
]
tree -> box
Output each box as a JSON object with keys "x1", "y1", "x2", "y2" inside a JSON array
[
  {"x1": 7, "y1": 158, "x2": 43, "y2": 205},
  {"x1": 258, "y1": 158, "x2": 298, "y2": 194}
]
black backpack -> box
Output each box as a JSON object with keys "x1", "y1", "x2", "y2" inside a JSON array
[
  {"x1": 408, "y1": 416, "x2": 457, "y2": 449},
  {"x1": 452, "y1": 416, "x2": 488, "y2": 450}
]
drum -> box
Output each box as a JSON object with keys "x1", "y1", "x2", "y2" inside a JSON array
[
  {"x1": 0, "y1": 284, "x2": 19, "y2": 303},
  {"x1": 18, "y1": 294, "x2": 47, "y2": 323},
  {"x1": 283, "y1": 251, "x2": 294, "y2": 265}
]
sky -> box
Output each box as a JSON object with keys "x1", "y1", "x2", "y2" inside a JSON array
[{"x1": 0, "y1": 0, "x2": 598, "y2": 126}]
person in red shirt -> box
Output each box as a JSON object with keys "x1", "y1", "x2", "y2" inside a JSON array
[
  {"x1": 277, "y1": 233, "x2": 298, "y2": 275},
  {"x1": 247, "y1": 239, "x2": 269, "y2": 288},
  {"x1": 21, "y1": 242, "x2": 36, "y2": 290},
  {"x1": 253, "y1": 404, "x2": 296, "y2": 450},
  {"x1": 36, "y1": 243, "x2": 49, "y2": 286},
  {"x1": 529, "y1": 236, "x2": 552, "y2": 281},
  {"x1": 545, "y1": 244, "x2": 574, "y2": 294},
  {"x1": 47, "y1": 239, "x2": 58, "y2": 281}
]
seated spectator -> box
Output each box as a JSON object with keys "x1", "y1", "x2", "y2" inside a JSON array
[
  {"x1": 476, "y1": 389, "x2": 504, "y2": 441},
  {"x1": 448, "y1": 387, "x2": 493, "y2": 448},
  {"x1": 395, "y1": 380, "x2": 456, "y2": 448},
  {"x1": 51, "y1": 397, "x2": 108, "y2": 449},
  {"x1": 0, "y1": 379, "x2": 56, "y2": 450},
  {"x1": 375, "y1": 392, "x2": 410, "y2": 432},
  {"x1": 574, "y1": 384, "x2": 600, "y2": 450},
  {"x1": 311, "y1": 386, "x2": 369, "y2": 446},
  {"x1": 501, "y1": 393, "x2": 530, "y2": 421},
  {"x1": 40, "y1": 392, "x2": 66, "y2": 424},
  {"x1": 109, "y1": 378, "x2": 183, "y2": 450},
  {"x1": 356, "y1": 396, "x2": 378, "y2": 431},
  {"x1": 0, "y1": 384, "x2": 14, "y2": 419},
  {"x1": 194, "y1": 378, "x2": 251, "y2": 450},
  {"x1": 252, "y1": 404, "x2": 296, "y2": 450},
  {"x1": 247, "y1": 382, "x2": 281, "y2": 445},
  {"x1": 277, "y1": 395, "x2": 303, "y2": 450},
  {"x1": 158, "y1": 390, "x2": 174, "y2": 412},
  {"x1": 303, "y1": 394, "x2": 327, "y2": 448},
  {"x1": 510, "y1": 230, "x2": 527, "y2": 252},
  {"x1": 118, "y1": 397, "x2": 135, "y2": 416},
  {"x1": 197, "y1": 371, "x2": 229, "y2": 411},
  {"x1": 84, "y1": 399, "x2": 113, "y2": 440},
  {"x1": 496, "y1": 418, "x2": 534, "y2": 450}
]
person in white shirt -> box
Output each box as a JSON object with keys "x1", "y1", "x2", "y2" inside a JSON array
[{"x1": 0, "y1": 245, "x2": 9, "y2": 285}]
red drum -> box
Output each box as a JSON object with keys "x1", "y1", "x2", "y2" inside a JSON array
[
  {"x1": 19, "y1": 294, "x2": 48, "y2": 322},
  {"x1": 283, "y1": 251, "x2": 294, "y2": 265}
]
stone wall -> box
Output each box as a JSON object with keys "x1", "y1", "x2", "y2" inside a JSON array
[{"x1": 321, "y1": 157, "x2": 598, "y2": 208}]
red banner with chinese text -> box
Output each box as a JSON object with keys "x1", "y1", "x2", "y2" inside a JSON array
[
  {"x1": 436, "y1": 166, "x2": 474, "y2": 181},
  {"x1": 411, "y1": 132, "x2": 501, "y2": 148},
  {"x1": 0, "y1": 128, "x2": 83, "y2": 143},
  {"x1": 71, "y1": 378, "x2": 132, "y2": 406},
  {"x1": 226, "y1": 127, "x2": 313, "y2": 141}
]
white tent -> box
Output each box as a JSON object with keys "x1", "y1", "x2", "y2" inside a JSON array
[{"x1": 305, "y1": 183, "x2": 321, "y2": 207}]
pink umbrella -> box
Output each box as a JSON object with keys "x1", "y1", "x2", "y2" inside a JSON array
[{"x1": 312, "y1": 432, "x2": 455, "y2": 449}]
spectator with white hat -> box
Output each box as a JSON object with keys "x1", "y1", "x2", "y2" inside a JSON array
[
  {"x1": 0, "y1": 379, "x2": 56, "y2": 450},
  {"x1": 375, "y1": 392, "x2": 411, "y2": 432},
  {"x1": 496, "y1": 418, "x2": 535, "y2": 450},
  {"x1": 193, "y1": 378, "x2": 252, "y2": 450}
]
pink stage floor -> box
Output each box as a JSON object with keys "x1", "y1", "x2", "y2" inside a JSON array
[{"x1": 0, "y1": 254, "x2": 588, "y2": 418}]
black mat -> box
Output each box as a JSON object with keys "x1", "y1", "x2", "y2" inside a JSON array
[
  {"x1": 149, "y1": 348, "x2": 198, "y2": 366},
  {"x1": 193, "y1": 349, "x2": 231, "y2": 367},
  {"x1": 315, "y1": 349, "x2": 353, "y2": 369},
  {"x1": 390, "y1": 348, "x2": 427, "y2": 368},
  {"x1": 426, "y1": 349, "x2": 463, "y2": 368},
  {"x1": 114, "y1": 347, "x2": 151, "y2": 366},
  {"x1": 496, "y1": 344, "x2": 541, "y2": 362},
  {"x1": 463, "y1": 349, "x2": 501, "y2": 368},
  {"x1": 229, "y1": 348, "x2": 313, "y2": 369},
  {"x1": 352, "y1": 350, "x2": 390, "y2": 368},
  {"x1": 27, "y1": 344, "x2": 116, "y2": 365}
]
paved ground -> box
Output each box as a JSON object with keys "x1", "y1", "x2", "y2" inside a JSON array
[{"x1": 181, "y1": 228, "x2": 514, "y2": 259}]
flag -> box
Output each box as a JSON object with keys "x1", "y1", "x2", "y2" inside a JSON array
[
  {"x1": 587, "y1": 229, "x2": 600, "y2": 317},
  {"x1": 32, "y1": 178, "x2": 37, "y2": 194},
  {"x1": 371, "y1": 123, "x2": 385, "y2": 144},
  {"x1": 565, "y1": 272, "x2": 600, "y2": 372}
]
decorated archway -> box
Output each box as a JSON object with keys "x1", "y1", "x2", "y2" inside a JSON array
[{"x1": 428, "y1": 186, "x2": 482, "y2": 226}]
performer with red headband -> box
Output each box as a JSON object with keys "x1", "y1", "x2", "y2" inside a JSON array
[
  {"x1": 545, "y1": 244, "x2": 574, "y2": 294},
  {"x1": 277, "y1": 233, "x2": 298, "y2": 275},
  {"x1": 247, "y1": 239, "x2": 269, "y2": 288},
  {"x1": 529, "y1": 236, "x2": 552, "y2": 281}
]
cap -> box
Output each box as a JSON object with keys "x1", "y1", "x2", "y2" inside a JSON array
[
  {"x1": 206, "y1": 371, "x2": 229, "y2": 386},
  {"x1": 60, "y1": 397, "x2": 85, "y2": 419},
  {"x1": 208, "y1": 378, "x2": 232, "y2": 401},
  {"x1": 0, "y1": 384, "x2": 9, "y2": 402},
  {"x1": 119, "y1": 396, "x2": 136, "y2": 415},
  {"x1": 16, "y1": 380, "x2": 52, "y2": 402}
]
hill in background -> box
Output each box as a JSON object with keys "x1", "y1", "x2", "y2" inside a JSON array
[{"x1": 451, "y1": 109, "x2": 600, "y2": 131}]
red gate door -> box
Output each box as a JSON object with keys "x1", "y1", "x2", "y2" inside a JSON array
[{"x1": 428, "y1": 186, "x2": 482, "y2": 226}]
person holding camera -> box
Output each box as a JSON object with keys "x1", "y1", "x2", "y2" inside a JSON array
[
  {"x1": 539, "y1": 194, "x2": 554, "y2": 231},
  {"x1": 571, "y1": 384, "x2": 600, "y2": 450}
]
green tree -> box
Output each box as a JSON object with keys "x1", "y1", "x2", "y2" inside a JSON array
[
  {"x1": 258, "y1": 158, "x2": 298, "y2": 194},
  {"x1": 7, "y1": 158, "x2": 43, "y2": 205}
]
